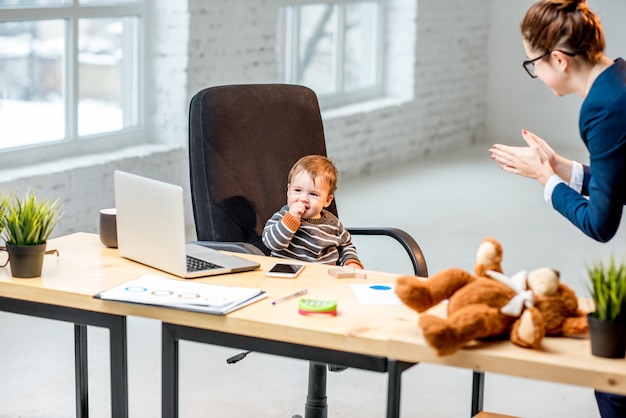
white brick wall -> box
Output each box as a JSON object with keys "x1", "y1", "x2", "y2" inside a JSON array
[
  {"x1": 185, "y1": 0, "x2": 490, "y2": 177},
  {"x1": 0, "y1": 0, "x2": 490, "y2": 237},
  {"x1": 327, "y1": 0, "x2": 489, "y2": 176},
  {"x1": 0, "y1": 145, "x2": 187, "y2": 238},
  {"x1": 146, "y1": 0, "x2": 190, "y2": 148},
  {"x1": 186, "y1": 0, "x2": 278, "y2": 89}
]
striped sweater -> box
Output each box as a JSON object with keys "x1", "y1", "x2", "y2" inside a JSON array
[{"x1": 262, "y1": 205, "x2": 363, "y2": 268}]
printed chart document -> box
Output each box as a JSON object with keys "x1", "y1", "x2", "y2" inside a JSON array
[{"x1": 95, "y1": 275, "x2": 266, "y2": 315}]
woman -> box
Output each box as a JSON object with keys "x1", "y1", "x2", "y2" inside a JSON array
[{"x1": 489, "y1": 1, "x2": 626, "y2": 416}]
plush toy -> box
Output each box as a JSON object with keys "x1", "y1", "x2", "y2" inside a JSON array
[{"x1": 395, "y1": 237, "x2": 589, "y2": 356}]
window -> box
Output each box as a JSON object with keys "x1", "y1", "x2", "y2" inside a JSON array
[
  {"x1": 278, "y1": 0, "x2": 384, "y2": 109},
  {"x1": 0, "y1": 0, "x2": 145, "y2": 168}
]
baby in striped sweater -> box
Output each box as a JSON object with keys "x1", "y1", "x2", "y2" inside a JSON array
[{"x1": 262, "y1": 155, "x2": 363, "y2": 269}]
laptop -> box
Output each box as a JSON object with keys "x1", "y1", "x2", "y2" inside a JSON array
[{"x1": 113, "y1": 170, "x2": 260, "y2": 278}]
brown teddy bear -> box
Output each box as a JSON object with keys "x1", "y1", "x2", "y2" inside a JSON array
[{"x1": 395, "y1": 237, "x2": 589, "y2": 356}]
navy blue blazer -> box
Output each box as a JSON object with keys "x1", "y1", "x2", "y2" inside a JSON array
[{"x1": 552, "y1": 58, "x2": 626, "y2": 242}]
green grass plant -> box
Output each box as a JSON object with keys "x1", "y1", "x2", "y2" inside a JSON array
[
  {"x1": 0, "y1": 194, "x2": 6, "y2": 235},
  {"x1": 2, "y1": 190, "x2": 63, "y2": 246},
  {"x1": 587, "y1": 257, "x2": 626, "y2": 321}
]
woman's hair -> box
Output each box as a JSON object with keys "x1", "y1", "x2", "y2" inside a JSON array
[
  {"x1": 288, "y1": 155, "x2": 338, "y2": 194},
  {"x1": 521, "y1": 0, "x2": 605, "y2": 64}
]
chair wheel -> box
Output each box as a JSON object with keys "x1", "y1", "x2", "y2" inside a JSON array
[{"x1": 291, "y1": 415, "x2": 303, "y2": 418}]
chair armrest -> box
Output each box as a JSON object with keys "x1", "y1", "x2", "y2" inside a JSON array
[
  {"x1": 190, "y1": 241, "x2": 266, "y2": 256},
  {"x1": 347, "y1": 227, "x2": 428, "y2": 277}
]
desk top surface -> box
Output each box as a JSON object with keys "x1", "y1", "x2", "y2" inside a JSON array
[
  {"x1": 0, "y1": 233, "x2": 409, "y2": 357},
  {"x1": 1, "y1": 233, "x2": 625, "y2": 394}
]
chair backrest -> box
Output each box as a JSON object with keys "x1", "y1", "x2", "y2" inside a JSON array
[{"x1": 189, "y1": 84, "x2": 337, "y2": 255}]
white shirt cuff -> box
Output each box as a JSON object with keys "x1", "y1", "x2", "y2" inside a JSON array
[
  {"x1": 569, "y1": 161, "x2": 584, "y2": 193},
  {"x1": 544, "y1": 174, "x2": 565, "y2": 208}
]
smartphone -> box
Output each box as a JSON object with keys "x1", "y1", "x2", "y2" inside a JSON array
[{"x1": 266, "y1": 263, "x2": 305, "y2": 278}]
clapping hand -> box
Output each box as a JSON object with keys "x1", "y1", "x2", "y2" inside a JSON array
[{"x1": 489, "y1": 129, "x2": 556, "y2": 186}]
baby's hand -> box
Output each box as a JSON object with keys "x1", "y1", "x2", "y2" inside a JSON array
[{"x1": 288, "y1": 202, "x2": 306, "y2": 218}]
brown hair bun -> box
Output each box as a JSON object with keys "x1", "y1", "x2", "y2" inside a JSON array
[{"x1": 521, "y1": 0, "x2": 605, "y2": 64}]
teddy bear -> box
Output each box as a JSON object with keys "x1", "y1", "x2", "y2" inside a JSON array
[{"x1": 395, "y1": 237, "x2": 589, "y2": 356}]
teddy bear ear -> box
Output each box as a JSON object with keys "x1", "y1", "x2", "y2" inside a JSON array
[
  {"x1": 475, "y1": 238, "x2": 503, "y2": 277},
  {"x1": 476, "y1": 239, "x2": 501, "y2": 263},
  {"x1": 527, "y1": 267, "x2": 560, "y2": 296}
]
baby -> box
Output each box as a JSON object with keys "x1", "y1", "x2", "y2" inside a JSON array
[{"x1": 262, "y1": 155, "x2": 363, "y2": 269}]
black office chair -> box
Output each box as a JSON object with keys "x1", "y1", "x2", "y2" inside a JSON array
[{"x1": 188, "y1": 83, "x2": 428, "y2": 418}]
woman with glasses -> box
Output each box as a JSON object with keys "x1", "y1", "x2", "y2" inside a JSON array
[{"x1": 489, "y1": 1, "x2": 625, "y2": 416}]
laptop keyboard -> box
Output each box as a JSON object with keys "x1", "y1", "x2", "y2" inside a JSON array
[{"x1": 186, "y1": 256, "x2": 223, "y2": 272}]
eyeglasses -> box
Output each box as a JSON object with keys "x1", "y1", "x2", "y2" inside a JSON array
[{"x1": 522, "y1": 50, "x2": 576, "y2": 78}]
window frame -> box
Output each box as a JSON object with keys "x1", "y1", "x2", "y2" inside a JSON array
[
  {"x1": 0, "y1": 1, "x2": 146, "y2": 170},
  {"x1": 280, "y1": 0, "x2": 386, "y2": 109}
]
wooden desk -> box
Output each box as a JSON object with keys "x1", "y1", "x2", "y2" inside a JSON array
[
  {"x1": 0, "y1": 233, "x2": 138, "y2": 418},
  {"x1": 0, "y1": 233, "x2": 416, "y2": 418},
  {"x1": 3, "y1": 233, "x2": 625, "y2": 417},
  {"x1": 154, "y1": 249, "x2": 417, "y2": 418},
  {"x1": 386, "y1": 302, "x2": 626, "y2": 416}
]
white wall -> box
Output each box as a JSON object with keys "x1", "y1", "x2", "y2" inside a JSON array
[
  {"x1": 3, "y1": 0, "x2": 624, "y2": 243},
  {"x1": 186, "y1": 0, "x2": 491, "y2": 177},
  {"x1": 0, "y1": 0, "x2": 192, "y2": 239},
  {"x1": 486, "y1": 0, "x2": 626, "y2": 156},
  {"x1": 0, "y1": 0, "x2": 492, "y2": 238}
]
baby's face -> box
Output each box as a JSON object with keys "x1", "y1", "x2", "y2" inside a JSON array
[{"x1": 287, "y1": 171, "x2": 333, "y2": 220}]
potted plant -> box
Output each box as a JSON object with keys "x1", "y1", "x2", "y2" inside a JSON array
[
  {"x1": 1, "y1": 190, "x2": 63, "y2": 278},
  {"x1": 586, "y1": 257, "x2": 626, "y2": 358},
  {"x1": 0, "y1": 195, "x2": 6, "y2": 267},
  {"x1": 0, "y1": 194, "x2": 5, "y2": 230}
]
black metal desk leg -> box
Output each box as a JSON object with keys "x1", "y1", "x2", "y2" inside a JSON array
[
  {"x1": 386, "y1": 360, "x2": 414, "y2": 418},
  {"x1": 74, "y1": 324, "x2": 89, "y2": 418},
  {"x1": 1, "y1": 298, "x2": 128, "y2": 418},
  {"x1": 109, "y1": 317, "x2": 128, "y2": 418},
  {"x1": 162, "y1": 324, "x2": 180, "y2": 418},
  {"x1": 387, "y1": 360, "x2": 401, "y2": 418},
  {"x1": 304, "y1": 362, "x2": 328, "y2": 418},
  {"x1": 471, "y1": 371, "x2": 485, "y2": 417}
]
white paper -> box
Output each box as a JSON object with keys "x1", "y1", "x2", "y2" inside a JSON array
[{"x1": 349, "y1": 283, "x2": 401, "y2": 305}]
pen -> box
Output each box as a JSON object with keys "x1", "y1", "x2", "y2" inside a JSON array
[{"x1": 271, "y1": 289, "x2": 307, "y2": 305}]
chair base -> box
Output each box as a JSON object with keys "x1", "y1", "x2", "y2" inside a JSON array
[{"x1": 303, "y1": 362, "x2": 328, "y2": 418}]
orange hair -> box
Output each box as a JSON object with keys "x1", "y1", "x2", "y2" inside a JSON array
[
  {"x1": 521, "y1": 0, "x2": 605, "y2": 64},
  {"x1": 288, "y1": 155, "x2": 338, "y2": 194}
]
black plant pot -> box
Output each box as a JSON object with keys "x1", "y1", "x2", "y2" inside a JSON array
[
  {"x1": 6, "y1": 242, "x2": 47, "y2": 278},
  {"x1": 588, "y1": 314, "x2": 626, "y2": 359}
]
